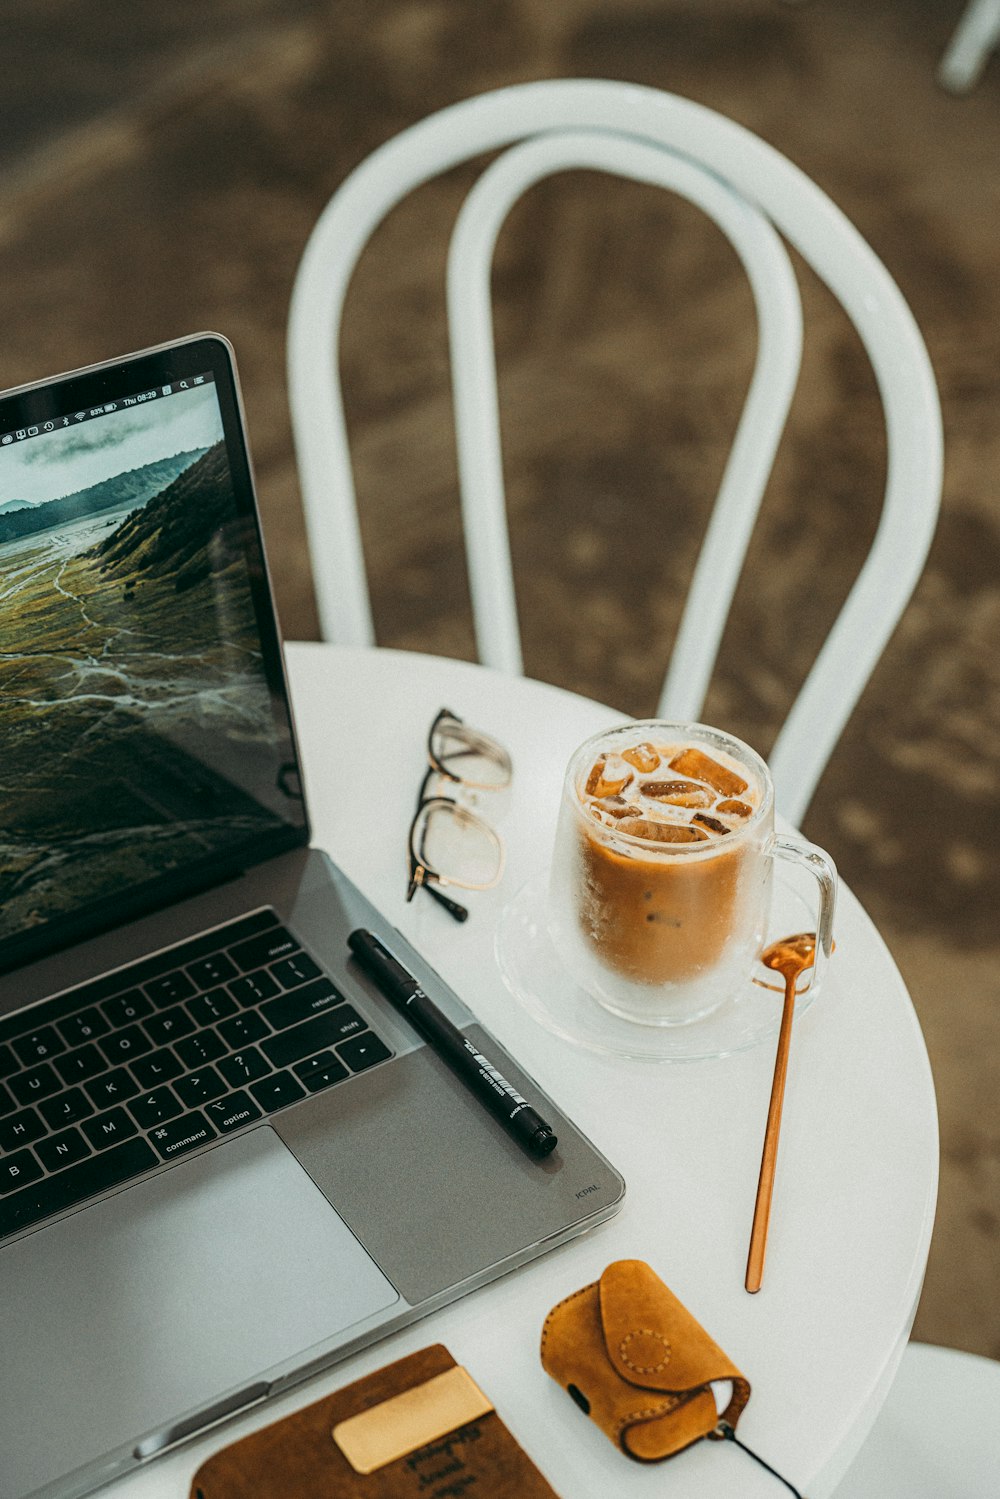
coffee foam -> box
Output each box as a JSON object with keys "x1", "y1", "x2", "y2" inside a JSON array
[{"x1": 578, "y1": 740, "x2": 760, "y2": 842}]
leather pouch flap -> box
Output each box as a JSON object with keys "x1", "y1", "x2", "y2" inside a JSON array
[{"x1": 598, "y1": 1259, "x2": 745, "y2": 1398}]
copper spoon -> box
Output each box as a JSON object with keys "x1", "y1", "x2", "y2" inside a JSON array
[{"x1": 745, "y1": 932, "x2": 818, "y2": 1294}]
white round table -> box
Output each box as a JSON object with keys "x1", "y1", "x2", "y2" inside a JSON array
[{"x1": 103, "y1": 644, "x2": 938, "y2": 1499}]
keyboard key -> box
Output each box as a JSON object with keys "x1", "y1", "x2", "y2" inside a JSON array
[
  {"x1": 85, "y1": 1067, "x2": 140, "y2": 1109},
  {"x1": 228, "y1": 969, "x2": 280, "y2": 1007},
  {"x1": 58, "y1": 1007, "x2": 111, "y2": 1046},
  {"x1": 219, "y1": 1012, "x2": 270, "y2": 1049},
  {"x1": 249, "y1": 1070, "x2": 306, "y2": 1113},
  {"x1": 102, "y1": 989, "x2": 153, "y2": 1027},
  {"x1": 82, "y1": 1107, "x2": 138, "y2": 1151},
  {"x1": 99, "y1": 1025, "x2": 152, "y2": 1067},
  {"x1": 12, "y1": 1026, "x2": 66, "y2": 1067},
  {"x1": 36, "y1": 1127, "x2": 91, "y2": 1173},
  {"x1": 204, "y1": 1091, "x2": 262, "y2": 1133},
  {"x1": 262, "y1": 1013, "x2": 362, "y2": 1070},
  {"x1": 0, "y1": 1138, "x2": 158, "y2": 1239},
  {"x1": 131, "y1": 1048, "x2": 184, "y2": 1089},
  {"x1": 39, "y1": 1088, "x2": 94, "y2": 1131},
  {"x1": 144, "y1": 971, "x2": 196, "y2": 1008},
  {"x1": 270, "y1": 953, "x2": 322, "y2": 989},
  {"x1": 324, "y1": 1004, "x2": 366, "y2": 1042},
  {"x1": 230, "y1": 927, "x2": 298, "y2": 972},
  {"x1": 338, "y1": 1033, "x2": 392, "y2": 1073},
  {"x1": 0, "y1": 1107, "x2": 46, "y2": 1151},
  {"x1": 294, "y1": 1052, "x2": 349, "y2": 1094},
  {"x1": 129, "y1": 1088, "x2": 184, "y2": 1130},
  {"x1": 10, "y1": 1062, "x2": 62, "y2": 1107},
  {"x1": 218, "y1": 1048, "x2": 271, "y2": 1088},
  {"x1": 144, "y1": 1008, "x2": 195, "y2": 1047},
  {"x1": 175, "y1": 1030, "x2": 226, "y2": 1070},
  {"x1": 149, "y1": 1112, "x2": 217, "y2": 1161},
  {"x1": 186, "y1": 953, "x2": 238, "y2": 988},
  {"x1": 260, "y1": 980, "x2": 346, "y2": 1032},
  {"x1": 293, "y1": 1049, "x2": 341, "y2": 1083},
  {"x1": 0, "y1": 1043, "x2": 17, "y2": 1079},
  {"x1": 174, "y1": 1067, "x2": 227, "y2": 1109},
  {"x1": 53, "y1": 1043, "x2": 106, "y2": 1087},
  {"x1": 0, "y1": 1081, "x2": 14, "y2": 1118},
  {"x1": 0, "y1": 1149, "x2": 44, "y2": 1195},
  {"x1": 188, "y1": 987, "x2": 238, "y2": 1026}
]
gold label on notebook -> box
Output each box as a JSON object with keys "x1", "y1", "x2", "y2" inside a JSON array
[{"x1": 332, "y1": 1365, "x2": 494, "y2": 1474}]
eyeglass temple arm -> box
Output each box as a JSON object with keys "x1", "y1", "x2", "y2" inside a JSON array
[
  {"x1": 425, "y1": 884, "x2": 469, "y2": 921},
  {"x1": 407, "y1": 870, "x2": 470, "y2": 923}
]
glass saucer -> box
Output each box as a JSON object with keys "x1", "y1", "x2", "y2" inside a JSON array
[{"x1": 494, "y1": 868, "x2": 823, "y2": 1063}]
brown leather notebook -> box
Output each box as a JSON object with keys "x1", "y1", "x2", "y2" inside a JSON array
[{"x1": 189, "y1": 1344, "x2": 561, "y2": 1499}]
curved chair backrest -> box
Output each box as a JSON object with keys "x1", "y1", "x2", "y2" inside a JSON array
[{"x1": 288, "y1": 79, "x2": 942, "y2": 826}]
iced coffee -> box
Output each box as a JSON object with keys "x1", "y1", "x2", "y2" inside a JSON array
[{"x1": 548, "y1": 722, "x2": 775, "y2": 1025}]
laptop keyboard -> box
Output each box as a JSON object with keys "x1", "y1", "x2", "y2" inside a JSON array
[{"x1": 0, "y1": 910, "x2": 393, "y2": 1242}]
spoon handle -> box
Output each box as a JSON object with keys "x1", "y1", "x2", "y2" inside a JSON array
[{"x1": 745, "y1": 971, "x2": 797, "y2": 1293}]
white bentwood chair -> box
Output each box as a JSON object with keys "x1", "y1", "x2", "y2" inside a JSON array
[
  {"x1": 834, "y1": 1341, "x2": 1000, "y2": 1497},
  {"x1": 939, "y1": 0, "x2": 1000, "y2": 92},
  {"x1": 287, "y1": 79, "x2": 942, "y2": 827}
]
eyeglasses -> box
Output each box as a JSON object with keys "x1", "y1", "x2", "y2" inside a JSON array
[{"x1": 407, "y1": 708, "x2": 512, "y2": 921}]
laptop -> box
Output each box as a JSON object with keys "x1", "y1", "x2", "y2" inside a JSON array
[{"x1": 0, "y1": 334, "x2": 625, "y2": 1499}]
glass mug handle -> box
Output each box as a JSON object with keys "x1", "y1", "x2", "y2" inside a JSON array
[{"x1": 762, "y1": 833, "x2": 838, "y2": 996}]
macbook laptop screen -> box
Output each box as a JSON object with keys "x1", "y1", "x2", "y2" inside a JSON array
[{"x1": 0, "y1": 336, "x2": 307, "y2": 970}]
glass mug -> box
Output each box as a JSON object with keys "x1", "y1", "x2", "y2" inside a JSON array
[{"x1": 547, "y1": 721, "x2": 837, "y2": 1026}]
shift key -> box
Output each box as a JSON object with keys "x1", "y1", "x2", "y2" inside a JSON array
[{"x1": 261, "y1": 1008, "x2": 368, "y2": 1069}]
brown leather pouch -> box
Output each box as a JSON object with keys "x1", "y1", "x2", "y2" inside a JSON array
[{"x1": 540, "y1": 1259, "x2": 750, "y2": 1462}]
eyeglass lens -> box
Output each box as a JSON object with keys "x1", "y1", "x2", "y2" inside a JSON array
[
  {"x1": 411, "y1": 799, "x2": 503, "y2": 890},
  {"x1": 429, "y1": 714, "x2": 511, "y2": 789}
]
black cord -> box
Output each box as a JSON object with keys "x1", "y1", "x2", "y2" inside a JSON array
[{"x1": 716, "y1": 1422, "x2": 807, "y2": 1499}]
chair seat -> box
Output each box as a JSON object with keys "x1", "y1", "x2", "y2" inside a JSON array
[{"x1": 835, "y1": 1342, "x2": 1000, "y2": 1498}]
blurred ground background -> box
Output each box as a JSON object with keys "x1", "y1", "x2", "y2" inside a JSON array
[{"x1": 1, "y1": 0, "x2": 997, "y2": 1357}]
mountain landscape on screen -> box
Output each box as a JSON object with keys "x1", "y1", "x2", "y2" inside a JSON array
[
  {"x1": 0, "y1": 450, "x2": 202, "y2": 545},
  {"x1": 0, "y1": 387, "x2": 287, "y2": 943}
]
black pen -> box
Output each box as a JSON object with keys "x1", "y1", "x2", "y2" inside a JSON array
[{"x1": 347, "y1": 928, "x2": 558, "y2": 1159}]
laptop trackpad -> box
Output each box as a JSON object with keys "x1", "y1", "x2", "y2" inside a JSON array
[{"x1": 0, "y1": 1127, "x2": 398, "y2": 1498}]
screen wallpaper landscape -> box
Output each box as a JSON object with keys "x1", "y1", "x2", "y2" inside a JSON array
[{"x1": 0, "y1": 384, "x2": 296, "y2": 945}]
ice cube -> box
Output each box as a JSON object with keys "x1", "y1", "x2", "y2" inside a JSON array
[
  {"x1": 668, "y1": 746, "x2": 748, "y2": 797},
  {"x1": 618, "y1": 818, "x2": 708, "y2": 843},
  {"x1": 585, "y1": 757, "x2": 606, "y2": 796},
  {"x1": 602, "y1": 801, "x2": 641, "y2": 819},
  {"x1": 692, "y1": 813, "x2": 731, "y2": 836},
  {"x1": 717, "y1": 798, "x2": 752, "y2": 818},
  {"x1": 641, "y1": 779, "x2": 713, "y2": 808},
  {"x1": 584, "y1": 755, "x2": 634, "y2": 799},
  {"x1": 622, "y1": 742, "x2": 661, "y2": 773}
]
